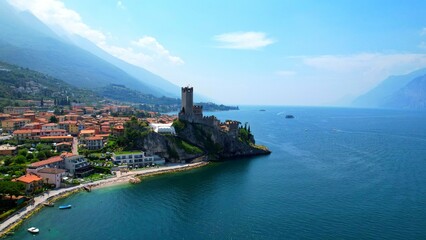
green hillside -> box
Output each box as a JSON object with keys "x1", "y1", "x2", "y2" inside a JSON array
[{"x1": 0, "y1": 61, "x2": 101, "y2": 110}]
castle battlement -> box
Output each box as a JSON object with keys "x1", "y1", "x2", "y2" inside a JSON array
[{"x1": 178, "y1": 86, "x2": 239, "y2": 137}]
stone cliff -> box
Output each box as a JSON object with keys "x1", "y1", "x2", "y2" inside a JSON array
[
  {"x1": 119, "y1": 118, "x2": 270, "y2": 163},
  {"x1": 141, "y1": 132, "x2": 204, "y2": 163},
  {"x1": 173, "y1": 120, "x2": 270, "y2": 161}
]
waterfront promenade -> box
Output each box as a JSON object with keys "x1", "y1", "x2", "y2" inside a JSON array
[{"x1": 0, "y1": 162, "x2": 208, "y2": 236}]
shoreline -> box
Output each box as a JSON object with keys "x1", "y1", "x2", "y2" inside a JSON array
[{"x1": 0, "y1": 161, "x2": 209, "y2": 237}]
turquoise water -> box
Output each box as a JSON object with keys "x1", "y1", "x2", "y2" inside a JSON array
[{"x1": 8, "y1": 107, "x2": 426, "y2": 239}]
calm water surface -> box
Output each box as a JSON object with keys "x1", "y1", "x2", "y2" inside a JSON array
[{"x1": 8, "y1": 107, "x2": 426, "y2": 239}]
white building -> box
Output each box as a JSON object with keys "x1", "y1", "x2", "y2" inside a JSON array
[
  {"x1": 149, "y1": 123, "x2": 176, "y2": 135},
  {"x1": 36, "y1": 168, "x2": 66, "y2": 188},
  {"x1": 112, "y1": 151, "x2": 165, "y2": 168}
]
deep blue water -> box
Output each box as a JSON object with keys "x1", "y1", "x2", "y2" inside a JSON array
[{"x1": 8, "y1": 107, "x2": 426, "y2": 239}]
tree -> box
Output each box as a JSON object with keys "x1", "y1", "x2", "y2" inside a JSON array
[
  {"x1": 13, "y1": 155, "x2": 27, "y2": 164},
  {"x1": 3, "y1": 157, "x2": 12, "y2": 166},
  {"x1": 26, "y1": 152, "x2": 34, "y2": 160},
  {"x1": 53, "y1": 108, "x2": 61, "y2": 115},
  {"x1": 18, "y1": 149, "x2": 28, "y2": 156},
  {"x1": 49, "y1": 115, "x2": 58, "y2": 123},
  {"x1": 36, "y1": 151, "x2": 46, "y2": 160},
  {"x1": 0, "y1": 181, "x2": 25, "y2": 198}
]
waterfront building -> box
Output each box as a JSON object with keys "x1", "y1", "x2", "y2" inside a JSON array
[
  {"x1": 36, "y1": 168, "x2": 66, "y2": 188},
  {"x1": 27, "y1": 152, "x2": 93, "y2": 178},
  {"x1": 112, "y1": 151, "x2": 165, "y2": 168},
  {"x1": 13, "y1": 173, "x2": 43, "y2": 194},
  {"x1": 63, "y1": 154, "x2": 94, "y2": 177}
]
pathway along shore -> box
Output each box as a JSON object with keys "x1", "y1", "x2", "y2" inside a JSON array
[{"x1": 0, "y1": 161, "x2": 209, "y2": 237}]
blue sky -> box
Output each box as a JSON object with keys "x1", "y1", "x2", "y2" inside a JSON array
[{"x1": 7, "y1": 0, "x2": 426, "y2": 105}]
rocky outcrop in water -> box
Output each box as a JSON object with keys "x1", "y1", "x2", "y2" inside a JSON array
[
  {"x1": 141, "y1": 132, "x2": 204, "y2": 163},
  {"x1": 174, "y1": 120, "x2": 270, "y2": 161},
  {"x1": 140, "y1": 120, "x2": 270, "y2": 162}
]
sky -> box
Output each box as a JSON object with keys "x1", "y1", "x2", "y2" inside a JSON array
[{"x1": 7, "y1": 0, "x2": 426, "y2": 105}]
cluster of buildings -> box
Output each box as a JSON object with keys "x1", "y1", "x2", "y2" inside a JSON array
[
  {"x1": 0, "y1": 104, "x2": 171, "y2": 194},
  {"x1": 14, "y1": 152, "x2": 93, "y2": 194},
  {"x1": 0, "y1": 105, "x2": 133, "y2": 151},
  {"x1": 2, "y1": 86, "x2": 221, "y2": 195}
]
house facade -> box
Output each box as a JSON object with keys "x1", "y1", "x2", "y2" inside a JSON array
[
  {"x1": 14, "y1": 174, "x2": 43, "y2": 194},
  {"x1": 112, "y1": 151, "x2": 165, "y2": 168}
]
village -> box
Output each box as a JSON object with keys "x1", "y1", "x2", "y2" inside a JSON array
[{"x1": 0, "y1": 103, "x2": 178, "y2": 216}]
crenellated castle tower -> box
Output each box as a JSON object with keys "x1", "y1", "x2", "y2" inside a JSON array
[
  {"x1": 178, "y1": 86, "x2": 239, "y2": 137},
  {"x1": 179, "y1": 86, "x2": 203, "y2": 121}
]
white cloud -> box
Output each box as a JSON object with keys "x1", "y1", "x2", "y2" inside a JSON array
[
  {"x1": 7, "y1": 0, "x2": 183, "y2": 71},
  {"x1": 117, "y1": 1, "x2": 126, "y2": 10},
  {"x1": 419, "y1": 42, "x2": 426, "y2": 49},
  {"x1": 213, "y1": 32, "x2": 275, "y2": 50},
  {"x1": 421, "y1": 27, "x2": 426, "y2": 36},
  {"x1": 132, "y1": 37, "x2": 184, "y2": 65},
  {"x1": 275, "y1": 70, "x2": 296, "y2": 77}
]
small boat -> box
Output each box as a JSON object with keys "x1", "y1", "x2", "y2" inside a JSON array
[
  {"x1": 27, "y1": 227, "x2": 39, "y2": 234},
  {"x1": 259, "y1": 109, "x2": 266, "y2": 111},
  {"x1": 285, "y1": 115, "x2": 295, "y2": 119},
  {"x1": 43, "y1": 202, "x2": 54, "y2": 207},
  {"x1": 59, "y1": 204, "x2": 72, "y2": 209}
]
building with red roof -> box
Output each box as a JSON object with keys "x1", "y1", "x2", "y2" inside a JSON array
[{"x1": 13, "y1": 173, "x2": 43, "y2": 194}]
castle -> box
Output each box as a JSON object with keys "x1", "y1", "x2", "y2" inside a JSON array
[{"x1": 178, "y1": 87, "x2": 240, "y2": 137}]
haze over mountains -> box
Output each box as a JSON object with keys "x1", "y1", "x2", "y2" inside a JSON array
[
  {"x1": 0, "y1": 1, "x2": 425, "y2": 110},
  {"x1": 0, "y1": 1, "x2": 180, "y2": 98},
  {"x1": 352, "y1": 68, "x2": 426, "y2": 110}
]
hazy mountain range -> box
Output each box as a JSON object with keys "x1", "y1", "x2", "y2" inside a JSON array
[
  {"x1": 0, "y1": 1, "x2": 181, "y2": 99},
  {"x1": 352, "y1": 68, "x2": 426, "y2": 110},
  {"x1": 1, "y1": 1, "x2": 425, "y2": 110}
]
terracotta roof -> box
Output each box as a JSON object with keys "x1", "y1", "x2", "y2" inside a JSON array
[
  {"x1": 13, "y1": 129, "x2": 33, "y2": 134},
  {"x1": 80, "y1": 129, "x2": 95, "y2": 134},
  {"x1": 95, "y1": 134, "x2": 109, "y2": 137},
  {"x1": 61, "y1": 152, "x2": 76, "y2": 158},
  {"x1": 4, "y1": 118, "x2": 30, "y2": 122},
  {"x1": 30, "y1": 156, "x2": 63, "y2": 167},
  {"x1": 57, "y1": 142, "x2": 72, "y2": 146},
  {"x1": 15, "y1": 174, "x2": 42, "y2": 184}
]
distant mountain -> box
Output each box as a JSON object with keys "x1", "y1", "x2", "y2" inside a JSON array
[
  {"x1": 383, "y1": 75, "x2": 426, "y2": 109},
  {"x1": 352, "y1": 68, "x2": 426, "y2": 109},
  {"x1": 97, "y1": 84, "x2": 179, "y2": 105},
  {"x1": 0, "y1": 2, "x2": 174, "y2": 97},
  {"x1": 67, "y1": 35, "x2": 180, "y2": 98}
]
